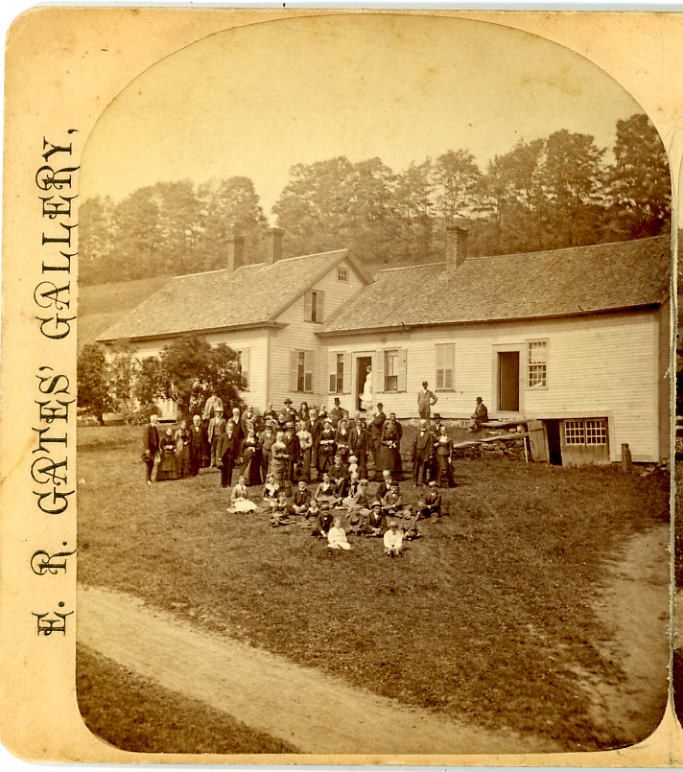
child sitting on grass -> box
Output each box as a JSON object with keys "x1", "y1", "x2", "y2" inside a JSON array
[
  {"x1": 421, "y1": 480, "x2": 442, "y2": 518},
  {"x1": 327, "y1": 515, "x2": 351, "y2": 551},
  {"x1": 383, "y1": 519, "x2": 404, "y2": 557},
  {"x1": 309, "y1": 499, "x2": 334, "y2": 537},
  {"x1": 290, "y1": 480, "x2": 311, "y2": 516},
  {"x1": 262, "y1": 474, "x2": 280, "y2": 510},
  {"x1": 228, "y1": 475, "x2": 257, "y2": 513},
  {"x1": 271, "y1": 492, "x2": 291, "y2": 527},
  {"x1": 381, "y1": 482, "x2": 403, "y2": 517},
  {"x1": 401, "y1": 505, "x2": 421, "y2": 540}
]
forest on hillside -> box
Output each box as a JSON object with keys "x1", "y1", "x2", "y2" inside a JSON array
[{"x1": 80, "y1": 113, "x2": 670, "y2": 285}]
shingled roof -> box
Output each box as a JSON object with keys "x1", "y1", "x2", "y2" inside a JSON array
[
  {"x1": 98, "y1": 249, "x2": 364, "y2": 342},
  {"x1": 321, "y1": 236, "x2": 670, "y2": 335}
]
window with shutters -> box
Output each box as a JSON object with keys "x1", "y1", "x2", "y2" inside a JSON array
[
  {"x1": 294, "y1": 350, "x2": 314, "y2": 393},
  {"x1": 384, "y1": 349, "x2": 399, "y2": 392},
  {"x1": 237, "y1": 349, "x2": 250, "y2": 390},
  {"x1": 329, "y1": 352, "x2": 345, "y2": 393},
  {"x1": 527, "y1": 340, "x2": 548, "y2": 388},
  {"x1": 435, "y1": 343, "x2": 455, "y2": 391},
  {"x1": 304, "y1": 290, "x2": 325, "y2": 323}
]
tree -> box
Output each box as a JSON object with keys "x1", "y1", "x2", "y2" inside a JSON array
[
  {"x1": 158, "y1": 335, "x2": 244, "y2": 417},
  {"x1": 77, "y1": 344, "x2": 115, "y2": 424},
  {"x1": 606, "y1": 113, "x2": 671, "y2": 239},
  {"x1": 79, "y1": 196, "x2": 115, "y2": 284},
  {"x1": 394, "y1": 159, "x2": 437, "y2": 263}
]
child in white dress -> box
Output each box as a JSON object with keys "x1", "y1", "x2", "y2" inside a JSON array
[
  {"x1": 327, "y1": 516, "x2": 351, "y2": 551},
  {"x1": 229, "y1": 475, "x2": 257, "y2": 513},
  {"x1": 383, "y1": 519, "x2": 404, "y2": 557}
]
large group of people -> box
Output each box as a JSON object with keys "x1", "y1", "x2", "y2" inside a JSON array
[{"x1": 141, "y1": 381, "x2": 489, "y2": 556}]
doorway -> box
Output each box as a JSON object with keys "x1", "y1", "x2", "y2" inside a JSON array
[
  {"x1": 545, "y1": 419, "x2": 563, "y2": 466},
  {"x1": 497, "y1": 351, "x2": 520, "y2": 412},
  {"x1": 356, "y1": 355, "x2": 372, "y2": 412}
]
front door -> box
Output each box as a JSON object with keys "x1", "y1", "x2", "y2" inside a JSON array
[
  {"x1": 498, "y1": 351, "x2": 520, "y2": 412},
  {"x1": 356, "y1": 355, "x2": 372, "y2": 412}
]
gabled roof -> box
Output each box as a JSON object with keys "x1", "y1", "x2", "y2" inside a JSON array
[
  {"x1": 321, "y1": 236, "x2": 670, "y2": 335},
  {"x1": 98, "y1": 249, "x2": 369, "y2": 342}
]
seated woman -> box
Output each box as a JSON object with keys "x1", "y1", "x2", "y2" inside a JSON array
[
  {"x1": 327, "y1": 516, "x2": 351, "y2": 551},
  {"x1": 228, "y1": 475, "x2": 258, "y2": 514},
  {"x1": 156, "y1": 427, "x2": 179, "y2": 481},
  {"x1": 262, "y1": 473, "x2": 280, "y2": 510},
  {"x1": 314, "y1": 472, "x2": 336, "y2": 504},
  {"x1": 271, "y1": 492, "x2": 291, "y2": 527}
]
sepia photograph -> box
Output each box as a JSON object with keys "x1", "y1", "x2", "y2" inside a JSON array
[{"x1": 71, "y1": 13, "x2": 672, "y2": 757}]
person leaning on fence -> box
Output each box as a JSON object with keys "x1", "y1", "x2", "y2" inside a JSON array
[
  {"x1": 469, "y1": 396, "x2": 488, "y2": 433},
  {"x1": 141, "y1": 414, "x2": 160, "y2": 484}
]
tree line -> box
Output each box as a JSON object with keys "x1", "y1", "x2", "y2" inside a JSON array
[{"x1": 80, "y1": 113, "x2": 670, "y2": 285}]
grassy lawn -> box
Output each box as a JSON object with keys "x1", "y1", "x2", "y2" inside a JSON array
[
  {"x1": 77, "y1": 647, "x2": 296, "y2": 753},
  {"x1": 77, "y1": 425, "x2": 668, "y2": 751}
]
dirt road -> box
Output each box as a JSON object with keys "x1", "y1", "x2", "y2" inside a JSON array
[{"x1": 78, "y1": 584, "x2": 560, "y2": 755}]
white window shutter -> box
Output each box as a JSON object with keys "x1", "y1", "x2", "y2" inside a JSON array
[
  {"x1": 397, "y1": 348, "x2": 407, "y2": 392},
  {"x1": 343, "y1": 352, "x2": 352, "y2": 393},
  {"x1": 374, "y1": 350, "x2": 385, "y2": 394},
  {"x1": 303, "y1": 292, "x2": 313, "y2": 322},
  {"x1": 289, "y1": 350, "x2": 298, "y2": 392}
]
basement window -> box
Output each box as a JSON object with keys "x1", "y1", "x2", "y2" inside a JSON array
[{"x1": 564, "y1": 418, "x2": 607, "y2": 446}]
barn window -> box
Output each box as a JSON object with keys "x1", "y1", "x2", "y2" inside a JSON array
[
  {"x1": 337, "y1": 266, "x2": 348, "y2": 282},
  {"x1": 564, "y1": 418, "x2": 607, "y2": 446},
  {"x1": 527, "y1": 340, "x2": 548, "y2": 388},
  {"x1": 435, "y1": 343, "x2": 455, "y2": 390}
]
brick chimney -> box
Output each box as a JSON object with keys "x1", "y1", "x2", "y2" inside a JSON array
[
  {"x1": 446, "y1": 225, "x2": 469, "y2": 269},
  {"x1": 226, "y1": 230, "x2": 245, "y2": 271},
  {"x1": 266, "y1": 226, "x2": 284, "y2": 265}
]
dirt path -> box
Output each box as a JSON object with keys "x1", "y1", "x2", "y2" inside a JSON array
[
  {"x1": 78, "y1": 585, "x2": 560, "y2": 755},
  {"x1": 585, "y1": 523, "x2": 670, "y2": 743}
]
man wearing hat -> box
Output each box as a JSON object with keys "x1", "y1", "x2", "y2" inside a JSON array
[
  {"x1": 283, "y1": 398, "x2": 297, "y2": 423},
  {"x1": 469, "y1": 397, "x2": 488, "y2": 433},
  {"x1": 417, "y1": 380, "x2": 438, "y2": 420},
  {"x1": 207, "y1": 406, "x2": 227, "y2": 468},
  {"x1": 412, "y1": 418, "x2": 435, "y2": 486},
  {"x1": 330, "y1": 396, "x2": 345, "y2": 428},
  {"x1": 202, "y1": 388, "x2": 224, "y2": 421}
]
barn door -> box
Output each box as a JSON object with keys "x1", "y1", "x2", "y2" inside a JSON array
[{"x1": 527, "y1": 419, "x2": 549, "y2": 463}]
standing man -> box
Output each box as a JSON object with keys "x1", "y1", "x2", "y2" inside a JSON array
[
  {"x1": 370, "y1": 402, "x2": 386, "y2": 480},
  {"x1": 412, "y1": 419, "x2": 434, "y2": 486},
  {"x1": 259, "y1": 419, "x2": 277, "y2": 481},
  {"x1": 202, "y1": 388, "x2": 224, "y2": 421},
  {"x1": 189, "y1": 414, "x2": 204, "y2": 476},
  {"x1": 142, "y1": 413, "x2": 160, "y2": 485},
  {"x1": 417, "y1": 381, "x2": 438, "y2": 420},
  {"x1": 330, "y1": 397, "x2": 345, "y2": 428},
  {"x1": 208, "y1": 406, "x2": 227, "y2": 468},
  {"x1": 349, "y1": 413, "x2": 369, "y2": 479}
]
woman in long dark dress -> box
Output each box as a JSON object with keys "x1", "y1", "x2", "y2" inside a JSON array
[
  {"x1": 174, "y1": 420, "x2": 191, "y2": 478},
  {"x1": 379, "y1": 417, "x2": 401, "y2": 477},
  {"x1": 239, "y1": 427, "x2": 262, "y2": 487},
  {"x1": 157, "y1": 427, "x2": 179, "y2": 481},
  {"x1": 434, "y1": 426, "x2": 455, "y2": 488}
]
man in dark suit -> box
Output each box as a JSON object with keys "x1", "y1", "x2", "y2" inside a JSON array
[
  {"x1": 142, "y1": 414, "x2": 160, "y2": 484},
  {"x1": 189, "y1": 414, "x2": 205, "y2": 476},
  {"x1": 208, "y1": 407, "x2": 227, "y2": 467},
  {"x1": 412, "y1": 419, "x2": 434, "y2": 486},
  {"x1": 349, "y1": 414, "x2": 370, "y2": 478}
]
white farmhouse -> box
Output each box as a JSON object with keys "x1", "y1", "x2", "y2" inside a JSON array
[{"x1": 98, "y1": 226, "x2": 670, "y2": 465}]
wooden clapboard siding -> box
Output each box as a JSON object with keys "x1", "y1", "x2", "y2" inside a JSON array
[
  {"x1": 268, "y1": 258, "x2": 365, "y2": 409},
  {"x1": 130, "y1": 329, "x2": 269, "y2": 411},
  {"x1": 321, "y1": 309, "x2": 663, "y2": 462}
]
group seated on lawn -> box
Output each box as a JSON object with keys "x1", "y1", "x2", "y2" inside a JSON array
[{"x1": 141, "y1": 390, "x2": 459, "y2": 554}]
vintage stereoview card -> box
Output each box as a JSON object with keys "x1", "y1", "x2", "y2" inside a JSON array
[{"x1": 1, "y1": 7, "x2": 682, "y2": 766}]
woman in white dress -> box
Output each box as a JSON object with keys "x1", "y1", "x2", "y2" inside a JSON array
[
  {"x1": 228, "y1": 475, "x2": 257, "y2": 514},
  {"x1": 361, "y1": 366, "x2": 373, "y2": 412}
]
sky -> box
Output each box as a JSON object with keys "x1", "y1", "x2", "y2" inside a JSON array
[{"x1": 81, "y1": 13, "x2": 644, "y2": 221}]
